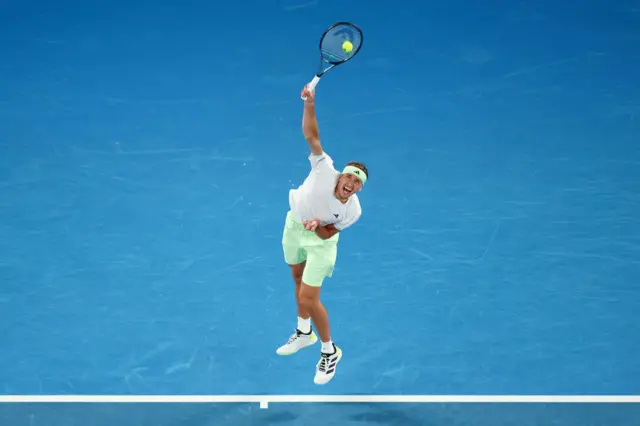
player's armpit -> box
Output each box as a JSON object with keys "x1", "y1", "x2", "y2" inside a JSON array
[{"x1": 314, "y1": 224, "x2": 339, "y2": 239}]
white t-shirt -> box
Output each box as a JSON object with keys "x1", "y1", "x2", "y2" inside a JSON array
[{"x1": 289, "y1": 152, "x2": 362, "y2": 231}]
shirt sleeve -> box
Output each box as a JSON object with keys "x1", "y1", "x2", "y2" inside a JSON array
[{"x1": 309, "y1": 152, "x2": 335, "y2": 172}]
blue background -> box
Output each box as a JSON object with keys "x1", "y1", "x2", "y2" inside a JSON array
[{"x1": 1, "y1": 0, "x2": 639, "y2": 424}]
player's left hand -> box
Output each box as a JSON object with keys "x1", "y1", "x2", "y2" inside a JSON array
[{"x1": 303, "y1": 219, "x2": 320, "y2": 231}]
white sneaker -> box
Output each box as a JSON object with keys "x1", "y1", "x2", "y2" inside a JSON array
[
  {"x1": 313, "y1": 344, "x2": 342, "y2": 385},
  {"x1": 276, "y1": 328, "x2": 318, "y2": 355}
]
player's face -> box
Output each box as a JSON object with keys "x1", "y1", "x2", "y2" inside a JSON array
[{"x1": 337, "y1": 173, "x2": 363, "y2": 199}]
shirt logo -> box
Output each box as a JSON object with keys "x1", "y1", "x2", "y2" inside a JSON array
[{"x1": 334, "y1": 214, "x2": 339, "y2": 218}]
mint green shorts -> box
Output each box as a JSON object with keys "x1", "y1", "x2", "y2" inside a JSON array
[{"x1": 282, "y1": 211, "x2": 339, "y2": 287}]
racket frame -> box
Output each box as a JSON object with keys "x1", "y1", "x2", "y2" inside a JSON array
[{"x1": 301, "y1": 21, "x2": 363, "y2": 99}]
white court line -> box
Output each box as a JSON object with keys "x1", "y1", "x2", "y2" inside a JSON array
[{"x1": 1, "y1": 395, "x2": 639, "y2": 409}]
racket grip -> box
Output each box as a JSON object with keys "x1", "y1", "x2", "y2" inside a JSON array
[{"x1": 301, "y1": 75, "x2": 321, "y2": 100}]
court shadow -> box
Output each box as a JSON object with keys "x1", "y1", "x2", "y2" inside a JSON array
[{"x1": 348, "y1": 404, "x2": 422, "y2": 426}]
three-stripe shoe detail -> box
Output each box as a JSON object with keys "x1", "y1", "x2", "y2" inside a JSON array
[{"x1": 314, "y1": 344, "x2": 342, "y2": 385}]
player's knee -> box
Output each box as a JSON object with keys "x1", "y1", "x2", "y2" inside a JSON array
[
  {"x1": 299, "y1": 294, "x2": 316, "y2": 312},
  {"x1": 299, "y1": 284, "x2": 320, "y2": 311}
]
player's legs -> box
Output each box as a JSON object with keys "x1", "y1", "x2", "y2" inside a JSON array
[{"x1": 279, "y1": 211, "x2": 343, "y2": 384}]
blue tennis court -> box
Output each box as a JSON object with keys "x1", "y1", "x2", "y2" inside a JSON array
[{"x1": 1, "y1": 0, "x2": 639, "y2": 424}]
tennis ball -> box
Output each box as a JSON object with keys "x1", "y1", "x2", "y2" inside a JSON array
[{"x1": 342, "y1": 41, "x2": 353, "y2": 53}]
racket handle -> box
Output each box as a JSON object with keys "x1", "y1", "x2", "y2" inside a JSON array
[{"x1": 301, "y1": 75, "x2": 321, "y2": 100}]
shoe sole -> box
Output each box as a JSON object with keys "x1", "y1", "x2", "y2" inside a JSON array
[{"x1": 276, "y1": 332, "x2": 318, "y2": 356}]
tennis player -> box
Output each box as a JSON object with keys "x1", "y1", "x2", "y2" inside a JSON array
[{"x1": 276, "y1": 84, "x2": 368, "y2": 385}]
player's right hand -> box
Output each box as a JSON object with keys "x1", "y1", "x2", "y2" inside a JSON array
[{"x1": 301, "y1": 85, "x2": 315, "y2": 102}]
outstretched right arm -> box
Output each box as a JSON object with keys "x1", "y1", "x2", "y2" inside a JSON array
[{"x1": 301, "y1": 85, "x2": 323, "y2": 156}]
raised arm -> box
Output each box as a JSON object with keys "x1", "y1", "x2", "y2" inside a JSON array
[{"x1": 301, "y1": 86, "x2": 323, "y2": 156}]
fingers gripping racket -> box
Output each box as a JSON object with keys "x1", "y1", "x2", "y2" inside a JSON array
[{"x1": 301, "y1": 22, "x2": 363, "y2": 100}]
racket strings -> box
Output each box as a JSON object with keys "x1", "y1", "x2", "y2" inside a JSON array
[{"x1": 320, "y1": 24, "x2": 362, "y2": 64}]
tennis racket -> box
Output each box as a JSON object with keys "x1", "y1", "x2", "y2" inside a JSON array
[{"x1": 301, "y1": 21, "x2": 363, "y2": 100}]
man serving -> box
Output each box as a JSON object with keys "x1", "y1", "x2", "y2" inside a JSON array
[{"x1": 276, "y1": 84, "x2": 369, "y2": 385}]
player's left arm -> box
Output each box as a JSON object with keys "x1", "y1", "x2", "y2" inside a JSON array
[
  {"x1": 314, "y1": 224, "x2": 340, "y2": 239},
  {"x1": 310, "y1": 205, "x2": 362, "y2": 239}
]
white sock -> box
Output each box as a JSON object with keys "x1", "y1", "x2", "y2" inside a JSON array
[
  {"x1": 321, "y1": 340, "x2": 334, "y2": 354},
  {"x1": 297, "y1": 317, "x2": 311, "y2": 334}
]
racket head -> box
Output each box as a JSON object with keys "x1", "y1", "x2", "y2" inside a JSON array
[{"x1": 318, "y1": 22, "x2": 363, "y2": 66}]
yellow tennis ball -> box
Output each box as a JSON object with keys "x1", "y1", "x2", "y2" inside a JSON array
[{"x1": 342, "y1": 41, "x2": 353, "y2": 53}]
